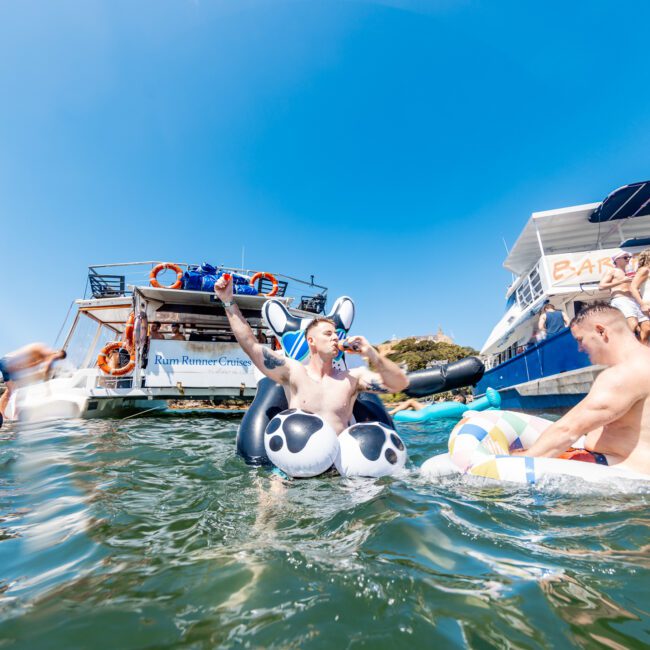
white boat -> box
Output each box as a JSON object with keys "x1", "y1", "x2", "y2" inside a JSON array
[
  {"x1": 8, "y1": 261, "x2": 329, "y2": 422},
  {"x1": 476, "y1": 180, "x2": 650, "y2": 409}
]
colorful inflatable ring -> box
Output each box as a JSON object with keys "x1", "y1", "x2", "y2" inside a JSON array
[
  {"x1": 150, "y1": 263, "x2": 183, "y2": 289},
  {"x1": 124, "y1": 312, "x2": 135, "y2": 346},
  {"x1": 420, "y1": 410, "x2": 650, "y2": 484},
  {"x1": 250, "y1": 272, "x2": 278, "y2": 297},
  {"x1": 97, "y1": 342, "x2": 136, "y2": 376}
]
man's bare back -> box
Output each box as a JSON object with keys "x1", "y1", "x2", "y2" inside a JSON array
[{"x1": 519, "y1": 304, "x2": 650, "y2": 475}]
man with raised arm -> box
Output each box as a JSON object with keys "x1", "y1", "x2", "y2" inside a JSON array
[
  {"x1": 214, "y1": 275, "x2": 408, "y2": 433},
  {"x1": 513, "y1": 303, "x2": 650, "y2": 475}
]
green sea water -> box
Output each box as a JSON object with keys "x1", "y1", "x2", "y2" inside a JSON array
[{"x1": 1, "y1": 414, "x2": 650, "y2": 649}]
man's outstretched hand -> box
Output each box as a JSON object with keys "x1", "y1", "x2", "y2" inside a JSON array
[{"x1": 214, "y1": 273, "x2": 233, "y2": 303}]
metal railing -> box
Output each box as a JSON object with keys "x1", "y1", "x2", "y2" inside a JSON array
[{"x1": 84, "y1": 261, "x2": 329, "y2": 312}]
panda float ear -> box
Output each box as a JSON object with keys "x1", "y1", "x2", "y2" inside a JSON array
[{"x1": 262, "y1": 296, "x2": 355, "y2": 369}]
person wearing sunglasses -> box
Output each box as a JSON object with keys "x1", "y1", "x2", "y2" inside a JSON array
[{"x1": 599, "y1": 251, "x2": 648, "y2": 336}]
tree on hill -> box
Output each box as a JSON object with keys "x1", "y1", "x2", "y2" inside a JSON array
[{"x1": 383, "y1": 337, "x2": 478, "y2": 373}]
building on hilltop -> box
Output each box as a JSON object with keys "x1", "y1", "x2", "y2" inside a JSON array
[{"x1": 414, "y1": 326, "x2": 454, "y2": 345}]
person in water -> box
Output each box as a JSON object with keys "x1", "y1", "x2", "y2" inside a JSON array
[
  {"x1": 599, "y1": 251, "x2": 648, "y2": 335},
  {"x1": 513, "y1": 303, "x2": 650, "y2": 475},
  {"x1": 537, "y1": 303, "x2": 569, "y2": 339},
  {"x1": 630, "y1": 248, "x2": 650, "y2": 344},
  {"x1": 0, "y1": 343, "x2": 67, "y2": 424},
  {"x1": 214, "y1": 275, "x2": 408, "y2": 433}
]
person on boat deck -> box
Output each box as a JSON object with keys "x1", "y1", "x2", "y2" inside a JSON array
[
  {"x1": 0, "y1": 343, "x2": 67, "y2": 424},
  {"x1": 600, "y1": 251, "x2": 649, "y2": 338},
  {"x1": 537, "y1": 303, "x2": 569, "y2": 340},
  {"x1": 149, "y1": 321, "x2": 165, "y2": 340},
  {"x1": 170, "y1": 324, "x2": 186, "y2": 341},
  {"x1": 630, "y1": 248, "x2": 650, "y2": 344},
  {"x1": 512, "y1": 303, "x2": 650, "y2": 475},
  {"x1": 214, "y1": 275, "x2": 408, "y2": 434}
]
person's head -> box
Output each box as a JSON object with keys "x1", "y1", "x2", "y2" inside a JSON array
[
  {"x1": 543, "y1": 303, "x2": 556, "y2": 312},
  {"x1": 305, "y1": 318, "x2": 339, "y2": 358},
  {"x1": 637, "y1": 248, "x2": 650, "y2": 270},
  {"x1": 151, "y1": 321, "x2": 161, "y2": 331},
  {"x1": 569, "y1": 302, "x2": 634, "y2": 365},
  {"x1": 452, "y1": 393, "x2": 466, "y2": 404},
  {"x1": 171, "y1": 323, "x2": 181, "y2": 333},
  {"x1": 611, "y1": 251, "x2": 631, "y2": 270}
]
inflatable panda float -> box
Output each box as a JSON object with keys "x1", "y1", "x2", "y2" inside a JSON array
[{"x1": 237, "y1": 297, "x2": 484, "y2": 479}]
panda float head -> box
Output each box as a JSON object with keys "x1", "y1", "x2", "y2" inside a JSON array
[{"x1": 261, "y1": 297, "x2": 407, "y2": 478}]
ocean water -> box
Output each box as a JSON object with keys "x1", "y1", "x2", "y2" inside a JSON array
[{"x1": 1, "y1": 414, "x2": 650, "y2": 649}]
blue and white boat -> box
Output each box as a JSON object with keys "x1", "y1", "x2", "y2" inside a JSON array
[{"x1": 476, "y1": 181, "x2": 650, "y2": 410}]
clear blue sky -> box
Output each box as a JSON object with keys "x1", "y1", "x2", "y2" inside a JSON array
[{"x1": 2, "y1": 0, "x2": 649, "y2": 352}]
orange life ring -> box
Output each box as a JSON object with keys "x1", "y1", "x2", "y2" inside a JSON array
[
  {"x1": 124, "y1": 312, "x2": 135, "y2": 346},
  {"x1": 97, "y1": 342, "x2": 136, "y2": 376},
  {"x1": 150, "y1": 263, "x2": 183, "y2": 289},
  {"x1": 250, "y1": 272, "x2": 278, "y2": 297}
]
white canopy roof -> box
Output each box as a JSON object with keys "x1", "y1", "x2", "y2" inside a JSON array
[{"x1": 503, "y1": 203, "x2": 650, "y2": 275}]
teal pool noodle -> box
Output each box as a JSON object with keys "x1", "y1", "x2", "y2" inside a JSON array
[{"x1": 393, "y1": 387, "x2": 501, "y2": 424}]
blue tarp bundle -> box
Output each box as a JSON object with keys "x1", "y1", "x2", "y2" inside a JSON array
[{"x1": 182, "y1": 263, "x2": 259, "y2": 295}]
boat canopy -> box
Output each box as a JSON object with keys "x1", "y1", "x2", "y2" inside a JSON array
[
  {"x1": 504, "y1": 186, "x2": 650, "y2": 275},
  {"x1": 589, "y1": 180, "x2": 650, "y2": 223}
]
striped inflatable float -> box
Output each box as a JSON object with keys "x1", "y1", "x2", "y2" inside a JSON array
[{"x1": 421, "y1": 410, "x2": 650, "y2": 484}]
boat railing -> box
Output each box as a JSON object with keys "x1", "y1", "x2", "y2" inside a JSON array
[{"x1": 84, "y1": 261, "x2": 329, "y2": 312}]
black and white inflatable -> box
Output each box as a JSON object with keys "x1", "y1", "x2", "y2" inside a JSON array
[{"x1": 237, "y1": 297, "x2": 484, "y2": 478}]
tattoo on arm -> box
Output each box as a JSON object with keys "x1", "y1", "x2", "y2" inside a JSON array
[
  {"x1": 366, "y1": 379, "x2": 389, "y2": 393},
  {"x1": 262, "y1": 347, "x2": 286, "y2": 370}
]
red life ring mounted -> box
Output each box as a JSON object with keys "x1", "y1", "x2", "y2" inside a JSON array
[
  {"x1": 250, "y1": 272, "x2": 279, "y2": 297},
  {"x1": 150, "y1": 263, "x2": 183, "y2": 289},
  {"x1": 97, "y1": 342, "x2": 136, "y2": 376},
  {"x1": 124, "y1": 312, "x2": 135, "y2": 346}
]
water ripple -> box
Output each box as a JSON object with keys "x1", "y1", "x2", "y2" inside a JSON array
[{"x1": 0, "y1": 415, "x2": 649, "y2": 648}]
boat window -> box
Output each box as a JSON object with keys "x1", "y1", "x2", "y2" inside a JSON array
[{"x1": 515, "y1": 264, "x2": 544, "y2": 309}]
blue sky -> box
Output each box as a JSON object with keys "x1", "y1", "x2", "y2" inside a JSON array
[{"x1": 1, "y1": 0, "x2": 649, "y2": 352}]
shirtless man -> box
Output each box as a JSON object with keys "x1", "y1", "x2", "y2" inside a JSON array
[
  {"x1": 149, "y1": 322, "x2": 165, "y2": 340},
  {"x1": 513, "y1": 303, "x2": 650, "y2": 475},
  {"x1": 214, "y1": 276, "x2": 408, "y2": 433},
  {"x1": 0, "y1": 343, "x2": 66, "y2": 423},
  {"x1": 599, "y1": 251, "x2": 648, "y2": 335}
]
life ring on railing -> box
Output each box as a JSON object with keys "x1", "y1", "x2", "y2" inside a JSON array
[
  {"x1": 97, "y1": 342, "x2": 136, "y2": 376},
  {"x1": 150, "y1": 263, "x2": 183, "y2": 289},
  {"x1": 124, "y1": 312, "x2": 135, "y2": 346},
  {"x1": 250, "y1": 272, "x2": 278, "y2": 297}
]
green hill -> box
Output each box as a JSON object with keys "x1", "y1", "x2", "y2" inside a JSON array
[{"x1": 377, "y1": 337, "x2": 479, "y2": 402}]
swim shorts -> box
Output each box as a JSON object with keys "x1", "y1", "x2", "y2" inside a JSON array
[
  {"x1": 0, "y1": 358, "x2": 11, "y2": 383},
  {"x1": 558, "y1": 447, "x2": 608, "y2": 465},
  {"x1": 610, "y1": 295, "x2": 649, "y2": 322}
]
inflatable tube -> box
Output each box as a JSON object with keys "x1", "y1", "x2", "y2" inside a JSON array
[
  {"x1": 403, "y1": 357, "x2": 485, "y2": 398},
  {"x1": 421, "y1": 410, "x2": 650, "y2": 484},
  {"x1": 237, "y1": 378, "x2": 395, "y2": 465},
  {"x1": 394, "y1": 387, "x2": 501, "y2": 424},
  {"x1": 264, "y1": 409, "x2": 339, "y2": 478},
  {"x1": 335, "y1": 422, "x2": 407, "y2": 478}
]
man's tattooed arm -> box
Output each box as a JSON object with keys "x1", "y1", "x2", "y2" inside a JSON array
[
  {"x1": 262, "y1": 347, "x2": 286, "y2": 370},
  {"x1": 364, "y1": 379, "x2": 390, "y2": 394}
]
